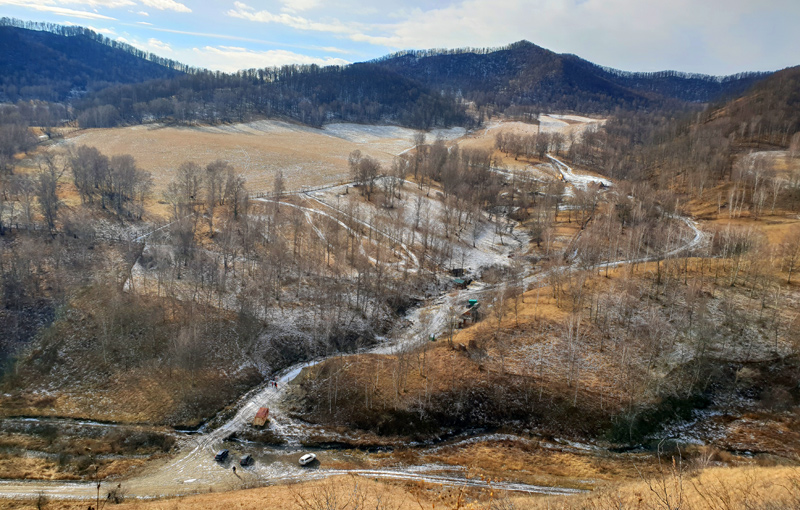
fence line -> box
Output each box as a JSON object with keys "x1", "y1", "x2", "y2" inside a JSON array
[{"x1": 2, "y1": 222, "x2": 147, "y2": 244}]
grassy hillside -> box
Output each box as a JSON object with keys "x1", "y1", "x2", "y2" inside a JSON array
[{"x1": 1, "y1": 284, "x2": 262, "y2": 427}]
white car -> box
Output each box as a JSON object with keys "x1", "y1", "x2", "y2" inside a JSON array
[{"x1": 299, "y1": 453, "x2": 317, "y2": 466}]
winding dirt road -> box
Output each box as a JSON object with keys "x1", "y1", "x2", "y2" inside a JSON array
[{"x1": 0, "y1": 156, "x2": 705, "y2": 501}]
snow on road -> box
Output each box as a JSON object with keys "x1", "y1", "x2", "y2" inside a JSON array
[
  {"x1": 253, "y1": 195, "x2": 420, "y2": 273},
  {"x1": 547, "y1": 154, "x2": 612, "y2": 189},
  {"x1": 0, "y1": 142, "x2": 707, "y2": 502}
]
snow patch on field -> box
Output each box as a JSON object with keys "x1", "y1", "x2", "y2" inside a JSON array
[
  {"x1": 547, "y1": 154, "x2": 612, "y2": 189},
  {"x1": 548, "y1": 114, "x2": 602, "y2": 124},
  {"x1": 537, "y1": 116, "x2": 569, "y2": 129},
  {"x1": 322, "y1": 124, "x2": 414, "y2": 143}
]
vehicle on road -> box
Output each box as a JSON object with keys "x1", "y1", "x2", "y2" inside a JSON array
[
  {"x1": 214, "y1": 449, "x2": 229, "y2": 462},
  {"x1": 299, "y1": 453, "x2": 317, "y2": 466},
  {"x1": 240, "y1": 454, "x2": 254, "y2": 466}
]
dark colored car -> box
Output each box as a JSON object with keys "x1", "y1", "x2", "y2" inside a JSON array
[
  {"x1": 240, "y1": 454, "x2": 254, "y2": 466},
  {"x1": 214, "y1": 449, "x2": 229, "y2": 462}
]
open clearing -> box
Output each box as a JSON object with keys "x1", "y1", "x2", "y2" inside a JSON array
[
  {"x1": 456, "y1": 116, "x2": 604, "y2": 171},
  {"x1": 53, "y1": 121, "x2": 464, "y2": 194},
  {"x1": 49, "y1": 116, "x2": 593, "y2": 196}
]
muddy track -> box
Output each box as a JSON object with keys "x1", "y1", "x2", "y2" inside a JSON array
[{"x1": 0, "y1": 159, "x2": 704, "y2": 501}]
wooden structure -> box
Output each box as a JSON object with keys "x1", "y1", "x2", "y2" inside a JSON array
[
  {"x1": 458, "y1": 302, "x2": 480, "y2": 328},
  {"x1": 253, "y1": 407, "x2": 269, "y2": 427}
]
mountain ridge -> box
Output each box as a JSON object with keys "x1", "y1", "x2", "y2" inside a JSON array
[
  {"x1": 0, "y1": 20, "x2": 189, "y2": 102},
  {"x1": 372, "y1": 39, "x2": 772, "y2": 112},
  {"x1": 0, "y1": 19, "x2": 786, "y2": 128}
]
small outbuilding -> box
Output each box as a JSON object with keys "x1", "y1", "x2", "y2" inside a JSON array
[
  {"x1": 458, "y1": 302, "x2": 480, "y2": 328},
  {"x1": 253, "y1": 407, "x2": 269, "y2": 427}
]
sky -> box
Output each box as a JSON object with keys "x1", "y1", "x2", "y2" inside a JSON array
[{"x1": 1, "y1": 0, "x2": 798, "y2": 75}]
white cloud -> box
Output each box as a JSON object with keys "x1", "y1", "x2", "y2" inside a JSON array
[
  {"x1": 279, "y1": 0, "x2": 320, "y2": 13},
  {"x1": 133, "y1": 24, "x2": 353, "y2": 57},
  {"x1": 63, "y1": 21, "x2": 117, "y2": 34},
  {"x1": 0, "y1": 0, "x2": 118, "y2": 19},
  {"x1": 227, "y1": 2, "x2": 352, "y2": 35},
  {"x1": 190, "y1": 45, "x2": 349, "y2": 72},
  {"x1": 112, "y1": 35, "x2": 172, "y2": 55},
  {"x1": 146, "y1": 37, "x2": 171, "y2": 52},
  {"x1": 90, "y1": 25, "x2": 116, "y2": 35},
  {"x1": 136, "y1": 10, "x2": 148, "y2": 15},
  {"x1": 318, "y1": 46, "x2": 350, "y2": 54},
  {"x1": 140, "y1": 0, "x2": 190, "y2": 13},
  {"x1": 224, "y1": 0, "x2": 800, "y2": 74},
  {"x1": 65, "y1": 0, "x2": 134, "y2": 7}
]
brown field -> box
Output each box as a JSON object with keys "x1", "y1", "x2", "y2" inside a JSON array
[
  {"x1": 28, "y1": 116, "x2": 605, "y2": 214},
  {"x1": 455, "y1": 117, "x2": 603, "y2": 169},
  {"x1": 3, "y1": 466, "x2": 798, "y2": 510},
  {"x1": 48, "y1": 121, "x2": 448, "y2": 194}
]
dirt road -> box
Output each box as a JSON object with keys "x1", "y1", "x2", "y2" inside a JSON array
[{"x1": 0, "y1": 151, "x2": 705, "y2": 501}]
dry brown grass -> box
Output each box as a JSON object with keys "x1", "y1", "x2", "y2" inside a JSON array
[
  {"x1": 0, "y1": 367, "x2": 245, "y2": 425},
  {"x1": 414, "y1": 439, "x2": 647, "y2": 489},
  {"x1": 454, "y1": 118, "x2": 599, "y2": 176},
  {"x1": 0, "y1": 455, "x2": 76, "y2": 481},
  {"x1": 702, "y1": 216, "x2": 800, "y2": 246},
  {"x1": 0, "y1": 476, "x2": 436, "y2": 510},
  {"x1": 47, "y1": 121, "x2": 418, "y2": 195},
  {"x1": 3, "y1": 466, "x2": 798, "y2": 510},
  {"x1": 516, "y1": 465, "x2": 800, "y2": 510}
]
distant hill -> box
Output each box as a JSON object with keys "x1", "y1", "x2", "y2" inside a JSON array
[
  {"x1": 373, "y1": 41, "x2": 770, "y2": 114},
  {"x1": 2, "y1": 18, "x2": 779, "y2": 128},
  {"x1": 0, "y1": 20, "x2": 189, "y2": 102},
  {"x1": 73, "y1": 62, "x2": 471, "y2": 129},
  {"x1": 702, "y1": 64, "x2": 800, "y2": 146},
  {"x1": 563, "y1": 64, "x2": 800, "y2": 184}
]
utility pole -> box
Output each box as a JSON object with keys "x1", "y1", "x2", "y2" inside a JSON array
[{"x1": 85, "y1": 447, "x2": 101, "y2": 510}]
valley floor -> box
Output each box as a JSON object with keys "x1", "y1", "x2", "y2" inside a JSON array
[{"x1": 2, "y1": 118, "x2": 799, "y2": 508}]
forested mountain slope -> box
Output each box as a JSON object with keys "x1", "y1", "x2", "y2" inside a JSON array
[
  {"x1": 0, "y1": 20, "x2": 778, "y2": 130},
  {"x1": 73, "y1": 63, "x2": 471, "y2": 129},
  {"x1": 374, "y1": 41, "x2": 770, "y2": 114},
  {"x1": 563, "y1": 64, "x2": 800, "y2": 187},
  {"x1": 0, "y1": 21, "x2": 186, "y2": 102}
]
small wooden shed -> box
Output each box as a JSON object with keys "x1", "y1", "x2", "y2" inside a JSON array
[
  {"x1": 253, "y1": 407, "x2": 269, "y2": 427},
  {"x1": 458, "y1": 303, "x2": 480, "y2": 328}
]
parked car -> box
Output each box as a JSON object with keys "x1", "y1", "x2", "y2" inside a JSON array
[
  {"x1": 214, "y1": 449, "x2": 229, "y2": 462},
  {"x1": 240, "y1": 454, "x2": 254, "y2": 467},
  {"x1": 299, "y1": 453, "x2": 317, "y2": 466}
]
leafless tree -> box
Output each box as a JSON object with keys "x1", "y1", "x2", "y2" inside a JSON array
[
  {"x1": 35, "y1": 154, "x2": 62, "y2": 231},
  {"x1": 350, "y1": 151, "x2": 381, "y2": 201},
  {"x1": 782, "y1": 224, "x2": 800, "y2": 284}
]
